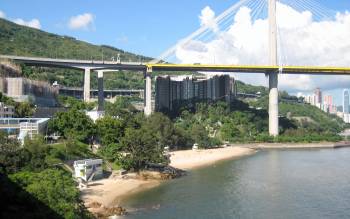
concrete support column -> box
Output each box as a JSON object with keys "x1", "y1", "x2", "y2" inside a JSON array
[
  {"x1": 144, "y1": 67, "x2": 152, "y2": 116},
  {"x1": 268, "y1": 0, "x2": 279, "y2": 136},
  {"x1": 97, "y1": 70, "x2": 104, "y2": 111},
  {"x1": 83, "y1": 68, "x2": 91, "y2": 102},
  {"x1": 269, "y1": 73, "x2": 279, "y2": 136}
]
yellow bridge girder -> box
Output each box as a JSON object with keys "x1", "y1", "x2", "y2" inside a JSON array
[{"x1": 146, "y1": 63, "x2": 350, "y2": 75}]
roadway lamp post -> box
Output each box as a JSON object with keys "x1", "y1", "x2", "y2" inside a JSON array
[{"x1": 268, "y1": 0, "x2": 279, "y2": 136}]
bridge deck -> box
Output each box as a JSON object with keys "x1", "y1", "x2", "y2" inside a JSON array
[
  {"x1": 147, "y1": 64, "x2": 350, "y2": 75},
  {"x1": 2, "y1": 55, "x2": 350, "y2": 75}
]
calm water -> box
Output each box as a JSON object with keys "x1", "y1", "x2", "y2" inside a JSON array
[{"x1": 122, "y1": 148, "x2": 350, "y2": 219}]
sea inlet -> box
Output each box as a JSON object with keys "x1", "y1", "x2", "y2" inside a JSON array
[{"x1": 121, "y1": 148, "x2": 350, "y2": 219}]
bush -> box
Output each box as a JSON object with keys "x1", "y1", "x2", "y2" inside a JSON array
[{"x1": 10, "y1": 169, "x2": 91, "y2": 218}]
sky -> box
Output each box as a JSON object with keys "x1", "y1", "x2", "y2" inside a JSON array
[{"x1": 1, "y1": 0, "x2": 350, "y2": 105}]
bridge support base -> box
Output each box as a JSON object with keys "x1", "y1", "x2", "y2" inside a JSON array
[
  {"x1": 84, "y1": 68, "x2": 91, "y2": 102},
  {"x1": 97, "y1": 70, "x2": 104, "y2": 111},
  {"x1": 144, "y1": 69, "x2": 152, "y2": 116},
  {"x1": 269, "y1": 72, "x2": 279, "y2": 136}
]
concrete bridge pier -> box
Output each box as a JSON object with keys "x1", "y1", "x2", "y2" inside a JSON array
[
  {"x1": 83, "y1": 68, "x2": 91, "y2": 102},
  {"x1": 268, "y1": 0, "x2": 279, "y2": 136},
  {"x1": 97, "y1": 70, "x2": 104, "y2": 111},
  {"x1": 269, "y1": 72, "x2": 279, "y2": 136},
  {"x1": 144, "y1": 67, "x2": 153, "y2": 116}
]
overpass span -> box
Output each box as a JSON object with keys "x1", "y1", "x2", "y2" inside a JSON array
[
  {"x1": 0, "y1": 55, "x2": 145, "y2": 71},
  {"x1": 2, "y1": 54, "x2": 350, "y2": 75}
]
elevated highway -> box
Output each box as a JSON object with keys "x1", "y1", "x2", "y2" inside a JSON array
[{"x1": 2, "y1": 55, "x2": 350, "y2": 75}]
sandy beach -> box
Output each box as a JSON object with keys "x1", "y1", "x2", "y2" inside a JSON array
[
  {"x1": 169, "y1": 146, "x2": 256, "y2": 170},
  {"x1": 81, "y1": 146, "x2": 255, "y2": 210},
  {"x1": 81, "y1": 178, "x2": 160, "y2": 208}
]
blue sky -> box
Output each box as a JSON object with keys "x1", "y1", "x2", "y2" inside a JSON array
[
  {"x1": 0, "y1": 0, "x2": 240, "y2": 57},
  {"x1": 1, "y1": 0, "x2": 350, "y2": 105},
  {"x1": 1, "y1": 0, "x2": 348, "y2": 58}
]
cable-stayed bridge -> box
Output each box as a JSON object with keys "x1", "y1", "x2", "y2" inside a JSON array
[{"x1": 1, "y1": 0, "x2": 349, "y2": 136}]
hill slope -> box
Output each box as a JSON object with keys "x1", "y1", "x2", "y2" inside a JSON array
[
  {"x1": 0, "y1": 18, "x2": 151, "y2": 62},
  {"x1": 0, "y1": 18, "x2": 152, "y2": 88}
]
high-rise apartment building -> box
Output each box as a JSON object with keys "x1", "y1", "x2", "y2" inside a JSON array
[
  {"x1": 155, "y1": 75, "x2": 235, "y2": 113},
  {"x1": 343, "y1": 89, "x2": 349, "y2": 114},
  {"x1": 314, "y1": 88, "x2": 322, "y2": 106}
]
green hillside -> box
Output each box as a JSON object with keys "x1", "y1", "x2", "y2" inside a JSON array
[
  {"x1": 0, "y1": 18, "x2": 153, "y2": 89},
  {"x1": 0, "y1": 18, "x2": 151, "y2": 61}
]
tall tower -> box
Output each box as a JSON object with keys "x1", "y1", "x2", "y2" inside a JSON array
[
  {"x1": 268, "y1": 0, "x2": 279, "y2": 136},
  {"x1": 343, "y1": 89, "x2": 349, "y2": 114},
  {"x1": 314, "y1": 88, "x2": 322, "y2": 105}
]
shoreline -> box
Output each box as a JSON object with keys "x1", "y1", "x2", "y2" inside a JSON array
[
  {"x1": 233, "y1": 141, "x2": 350, "y2": 149},
  {"x1": 80, "y1": 141, "x2": 350, "y2": 215},
  {"x1": 169, "y1": 146, "x2": 256, "y2": 170},
  {"x1": 80, "y1": 146, "x2": 255, "y2": 212}
]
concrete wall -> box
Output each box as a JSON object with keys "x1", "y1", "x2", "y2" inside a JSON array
[{"x1": 3, "y1": 77, "x2": 59, "y2": 106}]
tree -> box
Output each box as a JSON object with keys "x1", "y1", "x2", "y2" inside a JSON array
[
  {"x1": 191, "y1": 123, "x2": 210, "y2": 148},
  {"x1": 119, "y1": 127, "x2": 168, "y2": 170},
  {"x1": 143, "y1": 113, "x2": 176, "y2": 148},
  {"x1": 48, "y1": 109, "x2": 96, "y2": 143},
  {"x1": 57, "y1": 95, "x2": 95, "y2": 111},
  {"x1": 23, "y1": 136, "x2": 49, "y2": 171},
  {"x1": 14, "y1": 102, "x2": 35, "y2": 118},
  {"x1": 0, "y1": 131, "x2": 28, "y2": 174},
  {"x1": 10, "y1": 169, "x2": 92, "y2": 219},
  {"x1": 105, "y1": 96, "x2": 137, "y2": 118},
  {"x1": 220, "y1": 122, "x2": 241, "y2": 142},
  {"x1": 96, "y1": 116, "x2": 125, "y2": 146}
]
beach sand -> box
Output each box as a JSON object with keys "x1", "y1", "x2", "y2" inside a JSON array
[
  {"x1": 169, "y1": 146, "x2": 256, "y2": 170},
  {"x1": 81, "y1": 146, "x2": 255, "y2": 209}
]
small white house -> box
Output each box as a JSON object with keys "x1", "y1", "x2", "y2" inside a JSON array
[
  {"x1": 86, "y1": 111, "x2": 105, "y2": 122},
  {"x1": 73, "y1": 159, "x2": 103, "y2": 182}
]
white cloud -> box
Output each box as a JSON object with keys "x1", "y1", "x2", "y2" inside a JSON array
[
  {"x1": 199, "y1": 6, "x2": 218, "y2": 33},
  {"x1": 14, "y1": 18, "x2": 41, "y2": 29},
  {"x1": 68, "y1": 13, "x2": 94, "y2": 30},
  {"x1": 175, "y1": 3, "x2": 350, "y2": 92},
  {"x1": 0, "y1": 10, "x2": 6, "y2": 19}
]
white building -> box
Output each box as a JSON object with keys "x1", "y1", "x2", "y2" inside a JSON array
[
  {"x1": 17, "y1": 118, "x2": 50, "y2": 144},
  {"x1": 0, "y1": 102, "x2": 15, "y2": 118},
  {"x1": 73, "y1": 159, "x2": 103, "y2": 182},
  {"x1": 86, "y1": 110, "x2": 105, "y2": 122}
]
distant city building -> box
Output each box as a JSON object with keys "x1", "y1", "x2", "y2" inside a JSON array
[
  {"x1": 314, "y1": 88, "x2": 322, "y2": 105},
  {"x1": 304, "y1": 90, "x2": 337, "y2": 115},
  {"x1": 343, "y1": 89, "x2": 349, "y2": 114},
  {"x1": 323, "y1": 95, "x2": 334, "y2": 113},
  {"x1": 0, "y1": 102, "x2": 15, "y2": 118},
  {"x1": 343, "y1": 89, "x2": 350, "y2": 123},
  {"x1": 155, "y1": 75, "x2": 235, "y2": 114}
]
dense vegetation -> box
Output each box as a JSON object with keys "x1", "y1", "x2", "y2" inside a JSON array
[
  {"x1": 48, "y1": 95, "x2": 345, "y2": 172},
  {"x1": 249, "y1": 93, "x2": 347, "y2": 134},
  {"x1": 0, "y1": 132, "x2": 93, "y2": 218},
  {"x1": 0, "y1": 18, "x2": 150, "y2": 61},
  {"x1": 48, "y1": 97, "x2": 187, "y2": 171}
]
